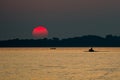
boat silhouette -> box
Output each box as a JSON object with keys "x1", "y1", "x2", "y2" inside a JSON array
[{"x1": 89, "y1": 48, "x2": 95, "y2": 52}]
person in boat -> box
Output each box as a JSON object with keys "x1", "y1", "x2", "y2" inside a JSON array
[{"x1": 89, "y1": 48, "x2": 94, "y2": 52}]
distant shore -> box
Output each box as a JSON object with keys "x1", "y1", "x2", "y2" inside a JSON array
[{"x1": 0, "y1": 35, "x2": 120, "y2": 47}]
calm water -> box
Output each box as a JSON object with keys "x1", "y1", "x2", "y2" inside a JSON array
[{"x1": 0, "y1": 47, "x2": 120, "y2": 80}]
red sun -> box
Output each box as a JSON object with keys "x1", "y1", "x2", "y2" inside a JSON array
[{"x1": 32, "y1": 26, "x2": 48, "y2": 38}]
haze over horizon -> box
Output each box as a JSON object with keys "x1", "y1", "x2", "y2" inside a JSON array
[{"x1": 0, "y1": 0, "x2": 120, "y2": 40}]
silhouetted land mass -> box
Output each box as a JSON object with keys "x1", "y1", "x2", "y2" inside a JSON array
[{"x1": 0, "y1": 35, "x2": 120, "y2": 47}]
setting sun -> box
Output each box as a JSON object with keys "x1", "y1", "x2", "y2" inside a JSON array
[{"x1": 32, "y1": 25, "x2": 48, "y2": 38}]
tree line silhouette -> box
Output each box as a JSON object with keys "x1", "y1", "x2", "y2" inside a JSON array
[{"x1": 0, "y1": 35, "x2": 120, "y2": 47}]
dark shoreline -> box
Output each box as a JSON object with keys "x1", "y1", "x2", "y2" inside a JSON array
[
  {"x1": 0, "y1": 46, "x2": 120, "y2": 48},
  {"x1": 0, "y1": 35, "x2": 120, "y2": 47}
]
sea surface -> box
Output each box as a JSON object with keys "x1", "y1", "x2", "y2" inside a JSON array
[{"x1": 0, "y1": 47, "x2": 120, "y2": 80}]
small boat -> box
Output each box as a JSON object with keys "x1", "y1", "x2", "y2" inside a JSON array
[
  {"x1": 50, "y1": 47, "x2": 56, "y2": 50},
  {"x1": 89, "y1": 48, "x2": 94, "y2": 52}
]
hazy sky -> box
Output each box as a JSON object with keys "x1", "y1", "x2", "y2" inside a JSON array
[{"x1": 0, "y1": 0, "x2": 120, "y2": 40}]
